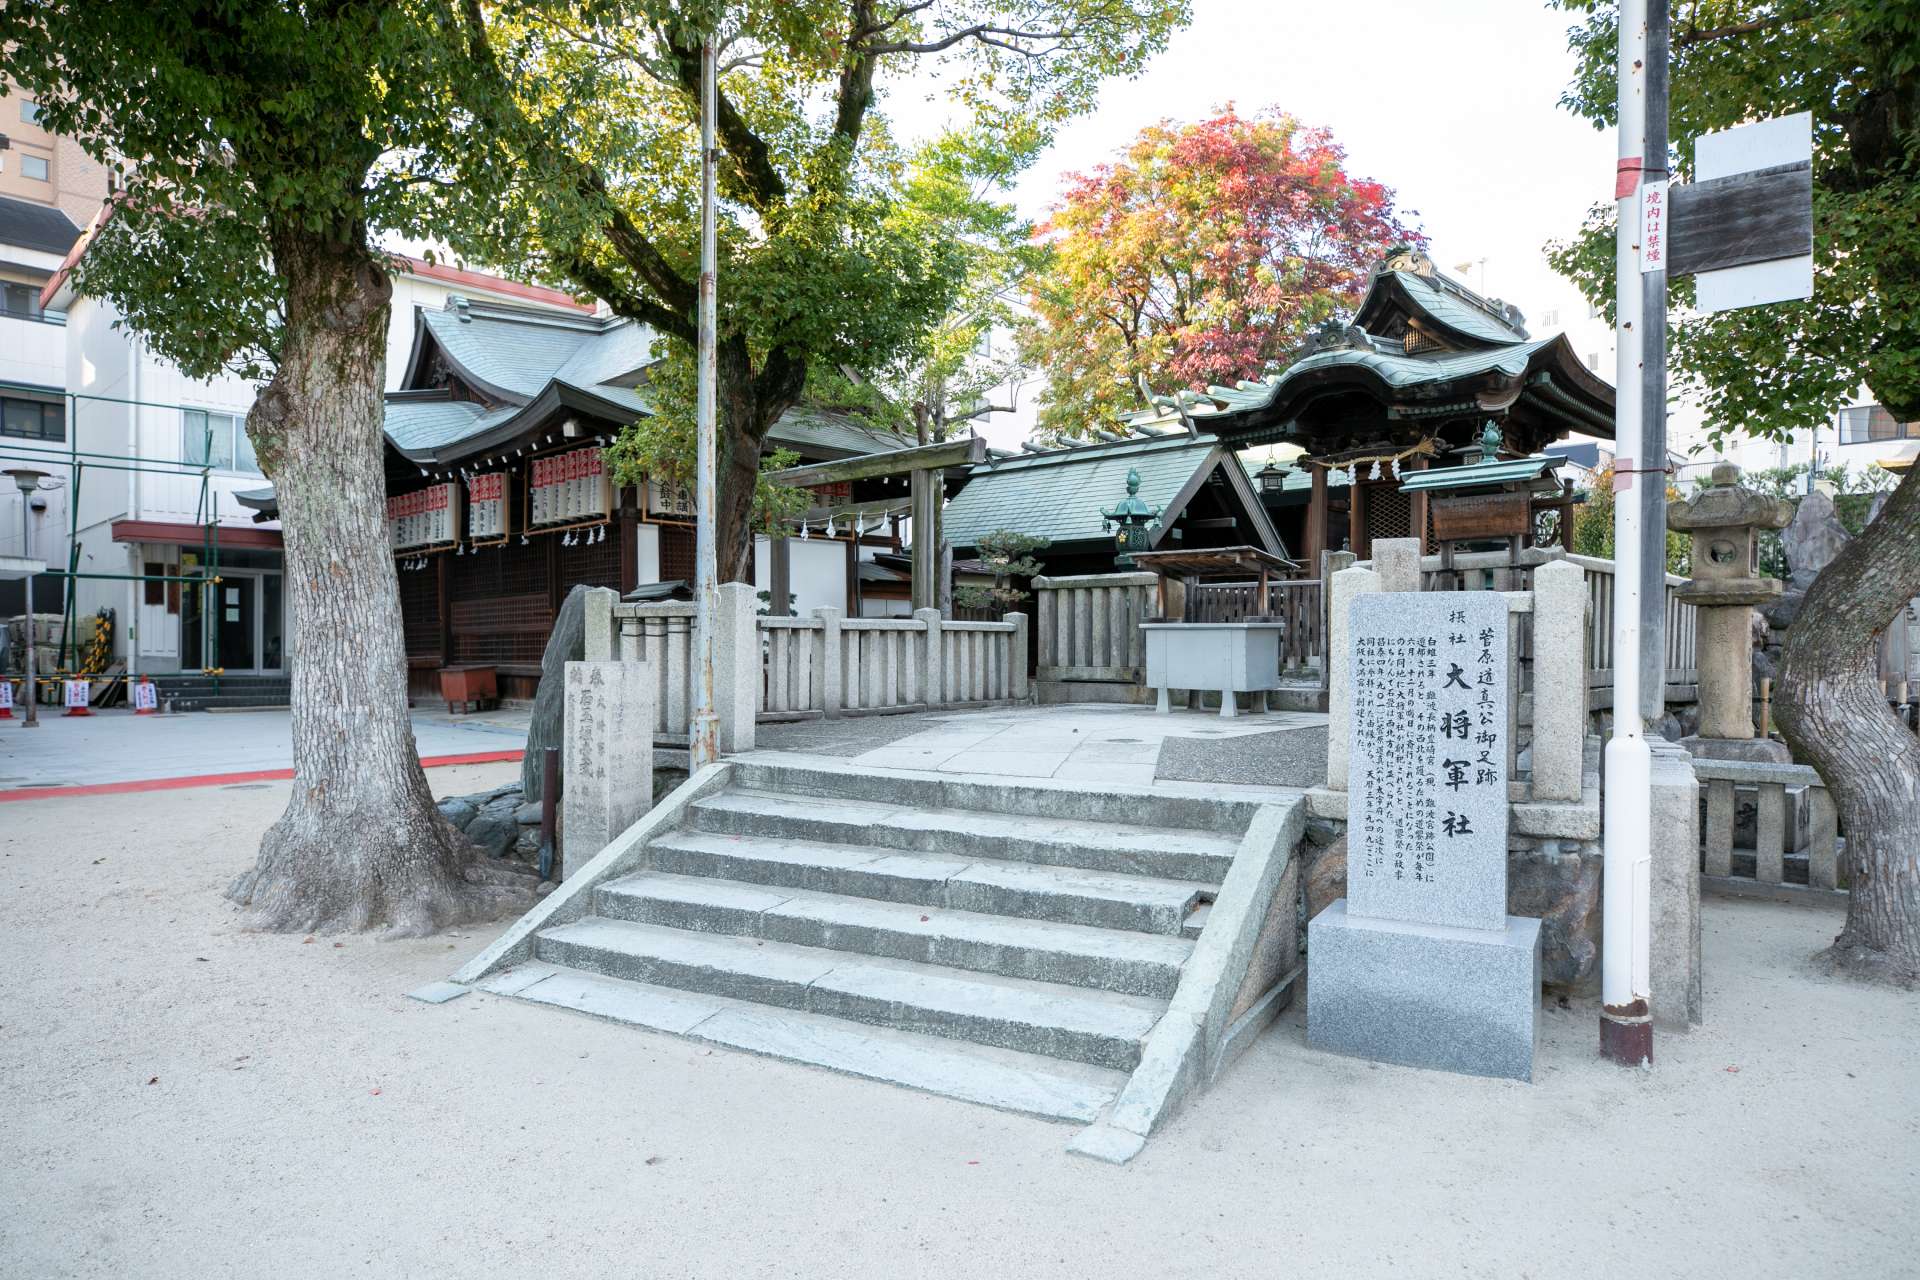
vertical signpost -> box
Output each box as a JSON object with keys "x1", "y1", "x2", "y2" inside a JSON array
[
  {"x1": 689, "y1": 30, "x2": 720, "y2": 770},
  {"x1": 1604, "y1": 1, "x2": 1812, "y2": 1066}
]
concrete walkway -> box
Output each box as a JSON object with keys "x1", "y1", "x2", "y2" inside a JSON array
[
  {"x1": 755, "y1": 702, "x2": 1327, "y2": 790},
  {"x1": 0, "y1": 705, "x2": 528, "y2": 791}
]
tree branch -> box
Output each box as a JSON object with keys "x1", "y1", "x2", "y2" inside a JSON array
[
  {"x1": 661, "y1": 29, "x2": 788, "y2": 216},
  {"x1": 450, "y1": 0, "x2": 696, "y2": 315},
  {"x1": 561, "y1": 252, "x2": 695, "y2": 346}
]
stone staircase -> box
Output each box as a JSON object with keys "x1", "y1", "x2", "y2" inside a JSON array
[{"x1": 471, "y1": 762, "x2": 1259, "y2": 1123}]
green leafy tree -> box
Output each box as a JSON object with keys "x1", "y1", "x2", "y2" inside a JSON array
[
  {"x1": 1019, "y1": 106, "x2": 1419, "y2": 437},
  {"x1": 1, "y1": 1, "x2": 535, "y2": 934},
  {"x1": 1547, "y1": 1, "x2": 1920, "y2": 981},
  {"x1": 952, "y1": 529, "x2": 1048, "y2": 612},
  {"x1": 1573, "y1": 466, "x2": 1693, "y2": 574},
  {"x1": 446, "y1": 0, "x2": 1184, "y2": 579}
]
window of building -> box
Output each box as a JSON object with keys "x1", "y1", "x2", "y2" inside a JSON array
[
  {"x1": 182, "y1": 409, "x2": 260, "y2": 474},
  {"x1": 0, "y1": 395, "x2": 64, "y2": 442},
  {"x1": 20, "y1": 99, "x2": 42, "y2": 125},
  {"x1": 1837, "y1": 404, "x2": 1920, "y2": 444},
  {"x1": 20, "y1": 154, "x2": 48, "y2": 181},
  {"x1": 2, "y1": 282, "x2": 43, "y2": 321}
]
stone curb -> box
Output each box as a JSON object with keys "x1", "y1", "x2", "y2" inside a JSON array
[{"x1": 1068, "y1": 796, "x2": 1306, "y2": 1165}]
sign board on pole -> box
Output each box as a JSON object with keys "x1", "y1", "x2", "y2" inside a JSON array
[
  {"x1": 1639, "y1": 180, "x2": 1669, "y2": 274},
  {"x1": 1670, "y1": 112, "x2": 1814, "y2": 312}
]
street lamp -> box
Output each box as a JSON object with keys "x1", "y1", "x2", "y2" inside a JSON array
[{"x1": 5, "y1": 466, "x2": 50, "y2": 729}]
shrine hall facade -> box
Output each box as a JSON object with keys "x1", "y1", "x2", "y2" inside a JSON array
[{"x1": 1159, "y1": 246, "x2": 1615, "y2": 565}]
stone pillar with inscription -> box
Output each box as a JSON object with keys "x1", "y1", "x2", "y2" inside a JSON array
[{"x1": 1307, "y1": 589, "x2": 1543, "y2": 1082}]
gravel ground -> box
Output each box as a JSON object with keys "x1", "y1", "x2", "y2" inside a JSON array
[
  {"x1": 3, "y1": 766, "x2": 1916, "y2": 1280},
  {"x1": 1155, "y1": 723, "x2": 1329, "y2": 787}
]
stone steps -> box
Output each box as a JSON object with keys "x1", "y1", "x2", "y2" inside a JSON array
[
  {"x1": 646, "y1": 829, "x2": 1210, "y2": 935},
  {"x1": 480, "y1": 961, "x2": 1128, "y2": 1123},
  {"x1": 482, "y1": 760, "x2": 1251, "y2": 1122},
  {"x1": 532, "y1": 918, "x2": 1163, "y2": 1070},
  {"x1": 688, "y1": 788, "x2": 1237, "y2": 883},
  {"x1": 590, "y1": 872, "x2": 1194, "y2": 998}
]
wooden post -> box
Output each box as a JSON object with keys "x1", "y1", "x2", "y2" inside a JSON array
[
  {"x1": 909, "y1": 467, "x2": 935, "y2": 610},
  {"x1": 1407, "y1": 453, "x2": 1430, "y2": 554},
  {"x1": 1306, "y1": 463, "x2": 1328, "y2": 566},
  {"x1": 768, "y1": 534, "x2": 792, "y2": 617},
  {"x1": 435, "y1": 552, "x2": 453, "y2": 668},
  {"x1": 1348, "y1": 477, "x2": 1367, "y2": 559},
  {"x1": 845, "y1": 531, "x2": 860, "y2": 617}
]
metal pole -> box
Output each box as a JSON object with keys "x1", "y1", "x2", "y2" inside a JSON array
[
  {"x1": 21, "y1": 488, "x2": 38, "y2": 728},
  {"x1": 1601, "y1": 0, "x2": 1661, "y2": 1065},
  {"x1": 688, "y1": 32, "x2": 720, "y2": 769}
]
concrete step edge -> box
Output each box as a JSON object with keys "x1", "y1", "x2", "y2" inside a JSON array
[
  {"x1": 489, "y1": 960, "x2": 1128, "y2": 1123},
  {"x1": 535, "y1": 916, "x2": 1164, "y2": 1069},
  {"x1": 647, "y1": 829, "x2": 1213, "y2": 936},
  {"x1": 594, "y1": 871, "x2": 1194, "y2": 998}
]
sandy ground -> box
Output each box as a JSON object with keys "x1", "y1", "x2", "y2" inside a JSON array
[{"x1": 2, "y1": 764, "x2": 1915, "y2": 1280}]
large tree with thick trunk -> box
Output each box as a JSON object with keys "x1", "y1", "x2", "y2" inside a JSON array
[
  {"x1": 444, "y1": 0, "x2": 1185, "y2": 580},
  {"x1": 1549, "y1": 1, "x2": 1920, "y2": 981},
  {"x1": 2, "y1": 1, "x2": 535, "y2": 934}
]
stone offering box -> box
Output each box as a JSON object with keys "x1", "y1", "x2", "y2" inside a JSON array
[{"x1": 1141, "y1": 621, "x2": 1284, "y2": 717}]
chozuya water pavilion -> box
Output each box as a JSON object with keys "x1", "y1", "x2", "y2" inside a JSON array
[{"x1": 1190, "y1": 245, "x2": 1615, "y2": 565}]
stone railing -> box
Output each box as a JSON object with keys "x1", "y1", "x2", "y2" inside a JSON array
[
  {"x1": 1353, "y1": 547, "x2": 1699, "y2": 705},
  {"x1": 587, "y1": 586, "x2": 1026, "y2": 752},
  {"x1": 1033, "y1": 572, "x2": 1156, "y2": 683},
  {"x1": 758, "y1": 607, "x2": 1026, "y2": 720},
  {"x1": 1694, "y1": 758, "x2": 1845, "y2": 899}
]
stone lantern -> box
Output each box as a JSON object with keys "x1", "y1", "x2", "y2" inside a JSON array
[
  {"x1": 1667, "y1": 463, "x2": 1794, "y2": 761},
  {"x1": 1102, "y1": 467, "x2": 1162, "y2": 569}
]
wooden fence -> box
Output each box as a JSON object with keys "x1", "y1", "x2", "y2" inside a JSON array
[{"x1": 1033, "y1": 572, "x2": 1155, "y2": 684}]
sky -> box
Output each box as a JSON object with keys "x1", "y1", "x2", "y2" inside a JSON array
[{"x1": 883, "y1": 0, "x2": 1621, "y2": 445}]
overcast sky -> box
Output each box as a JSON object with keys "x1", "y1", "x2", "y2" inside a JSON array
[{"x1": 879, "y1": 0, "x2": 1618, "y2": 443}]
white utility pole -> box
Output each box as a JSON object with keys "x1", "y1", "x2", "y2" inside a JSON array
[
  {"x1": 689, "y1": 32, "x2": 720, "y2": 769},
  {"x1": 1602, "y1": 0, "x2": 1666, "y2": 1065}
]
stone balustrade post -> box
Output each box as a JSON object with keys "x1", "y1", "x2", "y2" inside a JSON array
[
  {"x1": 583, "y1": 586, "x2": 617, "y2": 662},
  {"x1": 1326, "y1": 564, "x2": 1383, "y2": 790},
  {"x1": 1530, "y1": 560, "x2": 1587, "y2": 802},
  {"x1": 714, "y1": 581, "x2": 758, "y2": 753},
  {"x1": 1372, "y1": 538, "x2": 1422, "y2": 594},
  {"x1": 1007, "y1": 611, "x2": 1029, "y2": 701},
  {"x1": 915, "y1": 607, "x2": 944, "y2": 706},
  {"x1": 813, "y1": 607, "x2": 842, "y2": 718}
]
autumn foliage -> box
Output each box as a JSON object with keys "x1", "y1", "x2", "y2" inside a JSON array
[{"x1": 1022, "y1": 106, "x2": 1419, "y2": 436}]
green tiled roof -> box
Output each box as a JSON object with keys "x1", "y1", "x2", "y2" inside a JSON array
[
  {"x1": 1280, "y1": 336, "x2": 1552, "y2": 390},
  {"x1": 943, "y1": 434, "x2": 1218, "y2": 548},
  {"x1": 1386, "y1": 270, "x2": 1529, "y2": 345},
  {"x1": 420, "y1": 308, "x2": 598, "y2": 398},
  {"x1": 391, "y1": 299, "x2": 912, "y2": 464},
  {"x1": 1397, "y1": 454, "x2": 1564, "y2": 491}
]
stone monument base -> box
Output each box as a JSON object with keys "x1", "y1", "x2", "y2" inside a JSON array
[
  {"x1": 1678, "y1": 734, "x2": 1791, "y2": 764},
  {"x1": 1308, "y1": 899, "x2": 1542, "y2": 1083}
]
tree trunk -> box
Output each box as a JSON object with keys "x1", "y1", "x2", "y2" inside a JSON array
[
  {"x1": 1774, "y1": 464, "x2": 1920, "y2": 984},
  {"x1": 715, "y1": 340, "x2": 800, "y2": 583},
  {"x1": 225, "y1": 229, "x2": 533, "y2": 935}
]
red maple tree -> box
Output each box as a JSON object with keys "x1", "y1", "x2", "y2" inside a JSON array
[{"x1": 1022, "y1": 105, "x2": 1421, "y2": 435}]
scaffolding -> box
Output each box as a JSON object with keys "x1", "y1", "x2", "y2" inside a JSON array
[{"x1": 0, "y1": 378, "x2": 231, "y2": 703}]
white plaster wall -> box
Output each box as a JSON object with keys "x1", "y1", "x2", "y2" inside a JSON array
[{"x1": 752, "y1": 535, "x2": 849, "y2": 615}]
